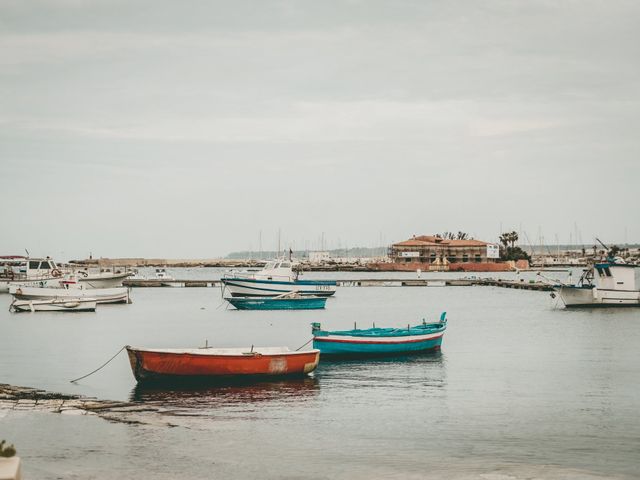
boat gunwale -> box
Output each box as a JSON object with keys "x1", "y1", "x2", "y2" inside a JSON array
[
  {"x1": 126, "y1": 346, "x2": 320, "y2": 357},
  {"x1": 314, "y1": 332, "x2": 444, "y2": 344},
  {"x1": 79, "y1": 272, "x2": 133, "y2": 281},
  {"x1": 563, "y1": 303, "x2": 640, "y2": 308},
  {"x1": 314, "y1": 324, "x2": 446, "y2": 339},
  {"x1": 11, "y1": 297, "x2": 99, "y2": 304},
  {"x1": 222, "y1": 277, "x2": 337, "y2": 286},
  {"x1": 594, "y1": 262, "x2": 638, "y2": 269},
  {"x1": 228, "y1": 296, "x2": 327, "y2": 302}
]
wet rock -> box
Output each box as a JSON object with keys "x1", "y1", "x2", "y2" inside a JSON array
[
  {"x1": 60, "y1": 409, "x2": 85, "y2": 416},
  {"x1": 0, "y1": 383, "x2": 187, "y2": 427}
]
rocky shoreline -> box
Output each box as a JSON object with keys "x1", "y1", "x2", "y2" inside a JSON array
[{"x1": 0, "y1": 384, "x2": 182, "y2": 427}]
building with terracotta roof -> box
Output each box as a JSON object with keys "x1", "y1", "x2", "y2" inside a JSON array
[{"x1": 389, "y1": 235, "x2": 500, "y2": 265}]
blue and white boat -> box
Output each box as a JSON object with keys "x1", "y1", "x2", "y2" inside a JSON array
[
  {"x1": 222, "y1": 260, "x2": 337, "y2": 297},
  {"x1": 227, "y1": 294, "x2": 327, "y2": 310},
  {"x1": 553, "y1": 260, "x2": 640, "y2": 308},
  {"x1": 312, "y1": 313, "x2": 447, "y2": 357}
]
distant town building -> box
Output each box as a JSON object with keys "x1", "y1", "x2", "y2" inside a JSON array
[{"x1": 389, "y1": 235, "x2": 500, "y2": 265}]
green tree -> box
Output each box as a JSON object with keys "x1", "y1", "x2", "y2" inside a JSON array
[{"x1": 499, "y1": 231, "x2": 530, "y2": 261}]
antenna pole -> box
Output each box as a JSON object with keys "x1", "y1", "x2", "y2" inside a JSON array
[{"x1": 595, "y1": 237, "x2": 609, "y2": 252}]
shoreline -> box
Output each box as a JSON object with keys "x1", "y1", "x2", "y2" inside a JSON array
[{"x1": 0, "y1": 384, "x2": 182, "y2": 427}]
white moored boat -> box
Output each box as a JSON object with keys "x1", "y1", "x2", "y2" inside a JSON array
[
  {"x1": 76, "y1": 270, "x2": 132, "y2": 288},
  {"x1": 0, "y1": 257, "x2": 63, "y2": 293},
  {"x1": 9, "y1": 284, "x2": 130, "y2": 304},
  {"x1": 553, "y1": 260, "x2": 640, "y2": 308},
  {"x1": 222, "y1": 259, "x2": 337, "y2": 297},
  {"x1": 10, "y1": 298, "x2": 98, "y2": 312}
]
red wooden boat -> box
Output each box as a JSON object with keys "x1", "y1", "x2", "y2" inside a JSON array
[{"x1": 125, "y1": 345, "x2": 320, "y2": 383}]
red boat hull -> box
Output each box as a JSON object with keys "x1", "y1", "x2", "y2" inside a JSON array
[{"x1": 126, "y1": 347, "x2": 320, "y2": 383}]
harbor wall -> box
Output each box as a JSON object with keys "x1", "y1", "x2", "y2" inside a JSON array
[
  {"x1": 68, "y1": 257, "x2": 530, "y2": 272},
  {"x1": 365, "y1": 261, "x2": 519, "y2": 272}
]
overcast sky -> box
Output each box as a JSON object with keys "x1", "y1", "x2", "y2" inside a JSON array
[{"x1": 1, "y1": 0, "x2": 638, "y2": 259}]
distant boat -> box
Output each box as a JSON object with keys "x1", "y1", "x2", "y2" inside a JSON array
[
  {"x1": 9, "y1": 285, "x2": 130, "y2": 304},
  {"x1": 10, "y1": 297, "x2": 97, "y2": 312},
  {"x1": 312, "y1": 313, "x2": 447, "y2": 357},
  {"x1": 227, "y1": 292, "x2": 327, "y2": 310},
  {"x1": 154, "y1": 268, "x2": 183, "y2": 287},
  {"x1": 222, "y1": 259, "x2": 337, "y2": 297},
  {"x1": 125, "y1": 345, "x2": 320, "y2": 383},
  {"x1": 553, "y1": 260, "x2": 640, "y2": 307},
  {"x1": 1, "y1": 257, "x2": 133, "y2": 292}
]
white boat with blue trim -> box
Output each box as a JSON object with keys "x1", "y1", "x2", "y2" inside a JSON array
[
  {"x1": 553, "y1": 260, "x2": 640, "y2": 308},
  {"x1": 222, "y1": 260, "x2": 337, "y2": 297}
]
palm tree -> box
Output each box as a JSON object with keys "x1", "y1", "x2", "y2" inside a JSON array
[{"x1": 500, "y1": 231, "x2": 519, "y2": 249}]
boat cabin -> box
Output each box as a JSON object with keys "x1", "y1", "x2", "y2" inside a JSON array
[
  {"x1": 594, "y1": 262, "x2": 639, "y2": 291},
  {"x1": 24, "y1": 258, "x2": 59, "y2": 277},
  {"x1": 11, "y1": 257, "x2": 62, "y2": 280},
  {"x1": 257, "y1": 260, "x2": 297, "y2": 281}
]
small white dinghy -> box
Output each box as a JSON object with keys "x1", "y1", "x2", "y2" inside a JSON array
[
  {"x1": 9, "y1": 285, "x2": 130, "y2": 304},
  {"x1": 10, "y1": 297, "x2": 98, "y2": 312}
]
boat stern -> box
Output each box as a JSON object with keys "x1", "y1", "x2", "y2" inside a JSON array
[{"x1": 303, "y1": 352, "x2": 320, "y2": 374}]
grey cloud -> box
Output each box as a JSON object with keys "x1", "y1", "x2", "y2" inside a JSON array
[{"x1": 1, "y1": 1, "x2": 638, "y2": 258}]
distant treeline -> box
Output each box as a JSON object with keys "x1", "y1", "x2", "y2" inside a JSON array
[{"x1": 226, "y1": 247, "x2": 389, "y2": 260}]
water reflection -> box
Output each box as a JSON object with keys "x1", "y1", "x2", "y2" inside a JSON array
[
  {"x1": 318, "y1": 349, "x2": 444, "y2": 366},
  {"x1": 315, "y1": 351, "x2": 447, "y2": 390},
  {"x1": 130, "y1": 376, "x2": 320, "y2": 409}
]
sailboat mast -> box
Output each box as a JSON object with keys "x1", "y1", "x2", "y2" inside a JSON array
[{"x1": 277, "y1": 228, "x2": 281, "y2": 257}]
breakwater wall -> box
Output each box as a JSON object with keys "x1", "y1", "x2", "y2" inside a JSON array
[{"x1": 124, "y1": 278, "x2": 553, "y2": 291}]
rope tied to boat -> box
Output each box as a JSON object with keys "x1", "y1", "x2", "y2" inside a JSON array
[
  {"x1": 69, "y1": 345, "x2": 126, "y2": 383},
  {"x1": 536, "y1": 271, "x2": 567, "y2": 286},
  {"x1": 295, "y1": 338, "x2": 313, "y2": 351}
]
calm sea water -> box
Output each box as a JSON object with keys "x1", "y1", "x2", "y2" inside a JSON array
[{"x1": 1, "y1": 270, "x2": 639, "y2": 479}]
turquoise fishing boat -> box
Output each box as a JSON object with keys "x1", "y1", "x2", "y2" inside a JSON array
[
  {"x1": 227, "y1": 295, "x2": 327, "y2": 310},
  {"x1": 312, "y1": 313, "x2": 446, "y2": 356}
]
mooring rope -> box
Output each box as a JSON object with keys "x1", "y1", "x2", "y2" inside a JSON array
[
  {"x1": 70, "y1": 345, "x2": 126, "y2": 383},
  {"x1": 212, "y1": 279, "x2": 228, "y2": 309},
  {"x1": 536, "y1": 272, "x2": 566, "y2": 286},
  {"x1": 295, "y1": 338, "x2": 313, "y2": 351}
]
